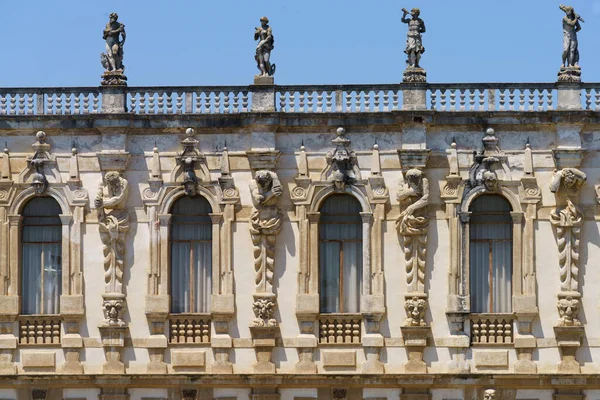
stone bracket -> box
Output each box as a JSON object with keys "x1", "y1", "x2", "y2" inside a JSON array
[
  {"x1": 554, "y1": 325, "x2": 585, "y2": 373},
  {"x1": 400, "y1": 325, "x2": 430, "y2": 373}
]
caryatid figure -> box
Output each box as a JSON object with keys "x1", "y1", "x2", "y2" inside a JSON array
[
  {"x1": 254, "y1": 16, "x2": 276, "y2": 77},
  {"x1": 101, "y1": 12, "x2": 126, "y2": 72},
  {"x1": 397, "y1": 168, "x2": 429, "y2": 294},
  {"x1": 249, "y1": 170, "x2": 283, "y2": 294},
  {"x1": 560, "y1": 5, "x2": 583, "y2": 68},
  {"x1": 401, "y1": 8, "x2": 426, "y2": 68},
  {"x1": 95, "y1": 171, "x2": 130, "y2": 294},
  {"x1": 549, "y1": 167, "x2": 586, "y2": 292}
]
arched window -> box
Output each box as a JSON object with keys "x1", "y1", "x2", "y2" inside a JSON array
[
  {"x1": 170, "y1": 196, "x2": 212, "y2": 314},
  {"x1": 319, "y1": 194, "x2": 362, "y2": 313},
  {"x1": 469, "y1": 194, "x2": 512, "y2": 313},
  {"x1": 21, "y1": 197, "x2": 62, "y2": 315}
]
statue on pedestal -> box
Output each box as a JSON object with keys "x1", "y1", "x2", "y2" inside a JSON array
[
  {"x1": 558, "y1": 5, "x2": 583, "y2": 82},
  {"x1": 254, "y1": 16, "x2": 276, "y2": 79},
  {"x1": 100, "y1": 13, "x2": 127, "y2": 86},
  {"x1": 401, "y1": 8, "x2": 426, "y2": 82}
]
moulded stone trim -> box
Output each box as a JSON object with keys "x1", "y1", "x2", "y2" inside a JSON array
[{"x1": 322, "y1": 350, "x2": 356, "y2": 367}]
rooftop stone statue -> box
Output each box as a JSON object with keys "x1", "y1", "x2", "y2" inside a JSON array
[
  {"x1": 254, "y1": 16, "x2": 276, "y2": 84},
  {"x1": 558, "y1": 4, "x2": 583, "y2": 82},
  {"x1": 401, "y1": 7, "x2": 427, "y2": 83},
  {"x1": 100, "y1": 12, "x2": 127, "y2": 86}
]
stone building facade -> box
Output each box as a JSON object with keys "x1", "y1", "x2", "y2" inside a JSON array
[{"x1": 1, "y1": 76, "x2": 600, "y2": 400}]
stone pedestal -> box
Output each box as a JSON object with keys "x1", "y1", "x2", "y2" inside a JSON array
[
  {"x1": 102, "y1": 70, "x2": 128, "y2": 87},
  {"x1": 251, "y1": 76, "x2": 275, "y2": 112},
  {"x1": 402, "y1": 83, "x2": 427, "y2": 111},
  {"x1": 99, "y1": 326, "x2": 127, "y2": 374},
  {"x1": 403, "y1": 67, "x2": 427, "y2": 83},
  {"x1": 100, "y1": 85, "x2": 127, "y2": 113},
  {"x1": 211, "y1": 344, "x2": 234, "y2": 374},
  {"x1": 401, "y1": 325, "x2": 430, "y2": 373},
  {"x1": 250, "y1": 326, "x2": 280, "y2": 373},
  {"x1": 554, "y1": 325, "x2": 584, "y2": 373},
  {"x1": 557, "y1": 81, "x2": 582, "y2": 111}
]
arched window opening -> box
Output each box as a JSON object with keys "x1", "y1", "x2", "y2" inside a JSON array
[
  {"x1": 469, "y1": 194, "x2": 513, "y2": 313},
  {"x1": 319, "y1": 194, "x2": 362, "y2": 313},
  {"x1": 170, "y1": 195, "x2": 212, "y2": 314},
  {"x1": 21, "y1": 197, "x2": 62, "y2": 315}
]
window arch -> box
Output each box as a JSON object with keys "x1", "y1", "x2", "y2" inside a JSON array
[
  {"x1": 469, "y1": 194, "x2": 512, "y2": 313},
  {"x1": 170, "y1": 195, "x2": 213, "y2": 314},
  {"x1": 319, "y1": 194, "x2": 363, "y2": 313},
  {"x1": 21, "y1": 197, "x2": 62, "y2": 315}
]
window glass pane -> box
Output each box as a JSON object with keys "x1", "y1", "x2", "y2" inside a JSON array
[
  {"x1": 170, "y1": 195, "x2": 212, "y2": 313},
  {"x1": 319, "y1": 195, "x2": 362, "y2": 313},
  {"x1": 469, "y1": 195, "x2": 512, "y2": 313},
  {"x1": 21, "y1": 197, "x2": 62, "y2": 315},
  {"x1": 319, "y1": 241, "x2": 340, "y2": 313},
  {"x1": 492, "y1": 241, "x2": 512, "y2": 313}
]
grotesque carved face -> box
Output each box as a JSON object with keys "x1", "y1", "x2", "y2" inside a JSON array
[
  {"x1": 32, "y1": 171, "x2": 48, "y2": 195},
  {"x1": 255, "y1": 171, "x2": 273, "y2": 190},
  {"x1": 482, "y1": 170, "x2": 497, "y2": 191},
  {"x1": 558, "y1": 296, "x2": 579, "y2": 323},
  {"x1": 483, "y1": 390, "x2": 495, "y2": 400},
  {"x1": 105, "y1": 172, "x2": 121, "y2": 190},
  {"x1": 405, "y1": 169, "x2": 423, "y2": 190}
]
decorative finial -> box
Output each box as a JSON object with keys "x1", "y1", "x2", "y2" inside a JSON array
[
  {"x1": 223, "y1": 140, "x2": 228, "y2": 151},
  {"x1": 336, "y1": 127, "x2": 346, "y2": 137},
  {"x1": 451, "y1": 137, "x2": 457, "y2": 149},
  {"x1": 3, "y1": 142, "x2": 8, "y2": 154},
  {"x1": 300, "y1": 139, "x2": 305, "y2": 151},
  {"x1": 373, "y1": 141, "x2": 379, "y2": 150},
  {"x1": 153, "y1": 142, "x2": 159, "y2": 153},
  {"x1": 36, "y1": 131, "x2": 46, "y2": 142},
  {"x1": 185, "y1": 127, "x2": 195, "y2": 137},
  {"x1": 526, "y1": 137, "x2": 531, "y2": 149},
  {"x1": 486, "y1": 127, "x2": 495, "y2": 136}
]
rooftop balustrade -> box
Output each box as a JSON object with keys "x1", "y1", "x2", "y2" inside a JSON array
[{"x1": 0, "y1": 82, "x2": 599, "y2": 115}]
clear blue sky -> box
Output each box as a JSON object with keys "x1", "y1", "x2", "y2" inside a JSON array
[{"x1": 3, "y1": 0, "x2": 600, "y2": 86}]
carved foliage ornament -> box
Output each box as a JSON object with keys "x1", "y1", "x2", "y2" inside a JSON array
[{"x1": 176, "y1": 128, "x2": 209, "y2": 197}]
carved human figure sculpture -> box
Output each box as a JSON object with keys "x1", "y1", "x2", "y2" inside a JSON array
[
  {"x1": 101, "y1": 13, "x2": 126, "y2": 72},
  {"x1": 254, "y1": 16, "x2": 276, "y2": 77},
  {"x1": 397, "y1": 168, "x2": 429, "y2": 294},
  {"x1": 401, "y1": 8, "x2": 426, "y2": 69},
  {"x1": 550, "y1": 168, "x2": 586, "y2": 292},
  {"x1": 249, "y1": 170, "x2": 282, "y2": 327},
  {"x1": 560, "y1": 5, "x2": 583, "y2": 68},
  {"x1": 95, "y1": 171, "x2": 130, "y2": 294}
]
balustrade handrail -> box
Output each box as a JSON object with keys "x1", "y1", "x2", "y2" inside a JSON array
[
  {"x1": 125, "y1": 85, "x2": 253, "y2": 93},
  {"x1": 427, "y1": 82, "x2": 557, "y2": 90},
  {"x1": 0, "y1": 87, "x2": 101, "y2": 94}
]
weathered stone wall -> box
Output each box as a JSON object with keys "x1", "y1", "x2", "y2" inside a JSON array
[{"x1": 1, "y1": 110, "x2": 600, "y2": 396}]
